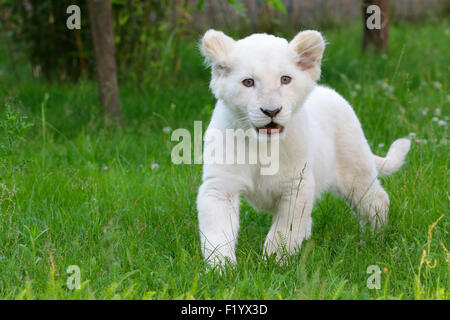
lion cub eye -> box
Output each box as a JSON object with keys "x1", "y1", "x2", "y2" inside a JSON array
[
  {"x1": 281, "y1": 76, "x2": 292, "y2": 85},
  {"x1": 242, "y1": 78, "x2": 255, "y2": 87}
]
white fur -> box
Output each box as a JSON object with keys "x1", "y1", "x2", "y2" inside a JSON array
[{"x1": 197, "y1": 29, "x2": 410, "y2": 267}]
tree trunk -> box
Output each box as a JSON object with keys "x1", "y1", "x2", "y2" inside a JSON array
[
  {"x1": 362, "y1": 0, "x2": 390, "y2": 52},
  {"x1": 87, "y1": 0, "x2": 124, "y2": 124}
]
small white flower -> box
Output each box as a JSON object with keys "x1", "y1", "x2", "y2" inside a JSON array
[
  {"x1": 434, "y1": 108, "x2": 441, "y2": 116},
  {"x1": 408, "y1": 132, "x2": 416, "y2": 138},
  {"x1": 355, "y1": 84, "x2": 361, "y2": 90},
  {"x1": 163, "y1": 126, "x2": 171, "y2": 134},
  {"x1": 421, "y1": 108, "x2": 429, "y2": 116},
  {"x1": 377, "y1": 80, "x2": 394, "y2": 93},
  {"x1": 438, "y1": 120, "x2": 447, "y2": 126},
  {"x1": 139, "y1": 164, "x2": 144, "y2": 169},
  {"x1": 378, "y1": 143, "x2": 385, "y2": 148},
  {"x1": 350, "y1": 91, "x2": 357, "y2": 97},
  {"x1": 433, "y1": 82, "x2": 442, "y2": 89},
  {"x1": 151, "y1": 163, "x2": 159, "y2": 170},
  {"x1": 103, "y1": 165, "x2": 109, "y2": 171},
  {"x1": 432, "y1": 117, "x2": 439, "y2": 122}
]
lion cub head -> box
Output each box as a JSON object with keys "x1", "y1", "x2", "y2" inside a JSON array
[{"x1": 201, "y1": 29, "x2": 325, "y2": 138}]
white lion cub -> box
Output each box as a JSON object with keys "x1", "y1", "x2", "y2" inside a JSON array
[{"x1": 197, "y1": 29, "x2": 410, "y2": 267}]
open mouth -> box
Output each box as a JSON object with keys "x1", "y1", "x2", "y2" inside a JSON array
[{"x1": 255, "y1": 122, "x2": 285, "y2": 135}]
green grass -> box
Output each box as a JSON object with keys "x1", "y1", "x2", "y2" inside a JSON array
[{"x1": 0, "y1": 22, "x2": 448, "y2": 300}]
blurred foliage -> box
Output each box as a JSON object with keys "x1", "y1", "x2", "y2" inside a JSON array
[
  {"x1": 1, "y1": 0, "x2": 92, "y2": 81},
  {"x1": 0, "y1": 0, "x2": 286, "y2": 87},
  {"x1": 113, "y1": 0, "x2": 192, "y2": 87}
]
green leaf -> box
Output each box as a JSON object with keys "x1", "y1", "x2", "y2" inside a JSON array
[
  {"x1": 196, "y1": 0, "x2": 205, "y2": 11},
  {"x1": 266, "y1": 0, "x2": 287, "y2": 14},
  {"x1": 119, "y1": 15, "x2": 129, "y2": 26}
]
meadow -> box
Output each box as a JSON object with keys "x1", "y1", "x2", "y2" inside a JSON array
[{"x1": 0, "y1": 21, "x2": 448, "y2": 299}]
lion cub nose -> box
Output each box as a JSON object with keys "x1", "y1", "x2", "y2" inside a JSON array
[{"x1": 260, "y1": 106, "x2": 282, "y2": 118}]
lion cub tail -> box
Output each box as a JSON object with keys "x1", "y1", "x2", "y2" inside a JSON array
[{"x1": 374, "y1": 138, "x2": 411, "y2": 177}]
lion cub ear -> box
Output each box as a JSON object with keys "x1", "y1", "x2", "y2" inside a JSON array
[
  {"x1": 200, "y1": 29, "x2": 235, "y2": 70},
  {"x1": 290, "y1": 30, "x2": 325, "y2": 81}
]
